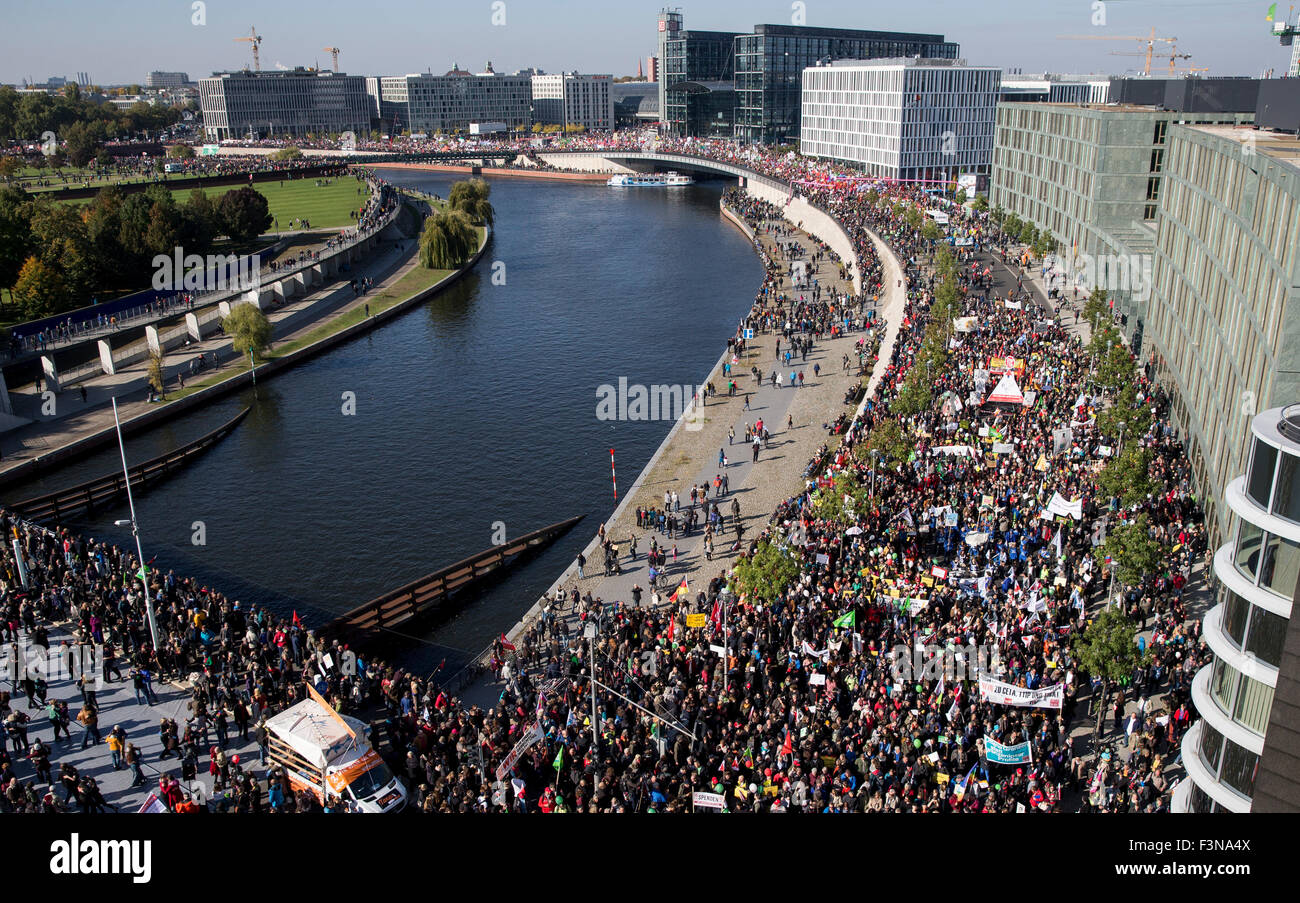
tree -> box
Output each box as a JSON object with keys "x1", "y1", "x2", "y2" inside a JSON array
[
  {"x1": 731, "y1": 539, "x2": 799, "y2": 604},
  {"x1": 1083, "y1": 288, "x2": 1111, "y2": 331},
  {"x1": 270, "y1": 145, "x2": 302, "y2": 161},
  {"x1": 954, "y1": 188, "x2": 967, "y2": 205},
  {"x1": 920, "y1": 219, "x2": 943, "y2": 248},
  {"x1": 0, "y1": 156, "x2": 19, "y2": 183},
  {"x1": 448, "y1": 178, "x2": 494, "y2": 225},
  {"x1": 11, "y1": 255, "x2": 73, "y2": 319},
  {"x1": 861, "y1": 417, "x2": 909, "y2": 467},
  {"x1": 217, "y1": 186, "x2": 272, "y2": 240},
  {"x1": 62, "y1": 119, "x2": 105, "y2": 167},
  {"x1": 222, "y1": 303, "x2": 272, "y2": 362},
  {"x1": 971, "y1": 194, "x2": 988, "y2": 213},
  {"x1": 0, "y1": 186, "x2": 31, "y2": 299},
  {"x1": 1072, "y1": 606, "x2": 1148, "y2": 742},
  {"x1": 1096, "y1": 445, "x2": 1158, "y2": 509},
  {"x1": 147, "y1": 351, "x2": 167, "y2": 399},
  {"x1": 167, "y1": 144, "x2": 195, "y2": 159},
  {"x1": 813, "y1": 471, "x2": 870, "y2": 524},
  {"x1": 1095, "y1": 513, "x2": 1163, "y2": 589},
  {"x1": 419, "y1": 209, "x2": 477, "y2": 269}
]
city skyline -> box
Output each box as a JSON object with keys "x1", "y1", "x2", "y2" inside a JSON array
[{"x1": 2, "y1": 0, "x2": 1289, "y2": 86}]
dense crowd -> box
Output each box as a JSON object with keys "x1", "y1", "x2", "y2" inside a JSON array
[{"x1": 0, "y1": 139, "x2": 1209, "y2": 815}]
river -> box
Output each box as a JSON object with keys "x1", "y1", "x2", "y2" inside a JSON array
[{"x1": 3, "y1": 172, "x2": 763, "y2": 666}]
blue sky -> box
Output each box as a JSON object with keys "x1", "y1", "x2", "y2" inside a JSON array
[{"x1": 1, "y1": 0, "x2": 1287, "y2": 85}]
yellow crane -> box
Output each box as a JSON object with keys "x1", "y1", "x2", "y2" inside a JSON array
[
  {"x1": 235, "y1": 26, "x2": 263, "y2": 72},
  {"x1": 1110, "y1": 46, "x2": 1201, "y2": 77},
  {"x1": 323, "y1": 47, "x2": 341, "y2": 72},
  {"x1": 1058, "y1": 27, "x2": 1177, "y2": 77}
]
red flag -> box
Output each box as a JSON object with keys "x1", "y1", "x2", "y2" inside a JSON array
[
  {"x1": 500, "y1": 633, "x2": 517, "y2": 652},
  {"x1": 667, "y1": 616, "x2": 675, "y2": 642},
  {"x1": 291, "y1": 610, "x2": 302, "y2": 627},
  {"x1": 781, "y1": 728, "x2": 793, "y2": 757},
  {"x1": 710, "y1": 597, "x2": 721, "y2": 626}
]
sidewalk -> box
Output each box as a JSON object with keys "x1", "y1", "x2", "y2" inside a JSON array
[
  {"x1": 0, "y1": 236, "x2": 419, "y2": 475},
  {"x1": 461, "y1": 213, "x2": 909, "y2": 708}
]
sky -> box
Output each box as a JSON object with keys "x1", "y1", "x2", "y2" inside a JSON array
[{"x1": 1, "y1": 0, "x2": 1290, "y2": 86}]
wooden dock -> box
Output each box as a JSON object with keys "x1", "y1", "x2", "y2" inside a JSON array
[
  {"x1": 320, "y1": 514, "x2": 584, "y2": 643},
  {"x1": 10, "y1": 406, "x2": 250, "y2": 522}
]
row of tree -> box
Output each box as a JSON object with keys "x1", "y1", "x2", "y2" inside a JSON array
[
  {"x1": 1, "y1": 183, "x2": 271, "y2": 319},
  {"x1": 989, "y1": 205, "x2": 1057, "y2": 260},
  {"x1": 0, "y1": 85, "x2": 187, "y2": 166}
]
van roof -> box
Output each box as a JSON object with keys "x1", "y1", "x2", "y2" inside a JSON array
[{"x1": 265, "y1": 698, "x2": 369, "y2": 768}]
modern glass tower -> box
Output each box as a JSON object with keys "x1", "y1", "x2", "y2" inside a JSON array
[{"x1": 1174, "y1": 405, "x2": 1300, "y2": 812}]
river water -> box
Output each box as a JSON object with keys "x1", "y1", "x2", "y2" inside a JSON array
[{"x1": 4, "y1": 172, "x2": 763, "y2": 664}]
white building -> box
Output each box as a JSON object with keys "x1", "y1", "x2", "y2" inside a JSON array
[
  {"x1": 800, "y1": 57, "x2": 1001, "y2": 183},
  {"x1": 530, "y1": 72, "x2": 614, "y2": 132},
  {"x1": 147, "y1": 71, "x2": 190, "y2": 89},
  {"x1": 998, "y1": 73, "x2": 1110, "y2": 104}
]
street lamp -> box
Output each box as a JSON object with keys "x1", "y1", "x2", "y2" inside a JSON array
[
  {"x1": 111, "y1": 397, "x2": 160, "y2": 651},
  {"x1": 1117, "y1": 420, "x2": 1126, "y2": 454}
]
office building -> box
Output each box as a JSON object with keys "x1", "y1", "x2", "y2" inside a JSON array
[
  {"x1": 368, "y1": 66, "x2": 532, "y2": 134},
  {"x1": 1174, "y1": 404, "x2": 1300, "y2": 812},
  {"x1": 147, "y1": 71, "x2": 190, "y2": 89},
  {"x1": 531, "y1": 73, "x2": 614, "y2": 132},
  {"x1": 658, "y1": 9, "x2": 740, "y2": 137},
  {"x1": 647, "y1": 56, "x2": 659, "y2": 84},
  {"x1": 1145, "y1": 123, "x2": 1300, "y2": 537},
  {"x1": 612, "y1": 82, "x2": 659, "y2": 128},
  {"x1": 198, "y1": 69, "x2": 370, "y2": 140},
  {"x1": 733, "y1": 24, "x2": 959, "y2": 143},
  {"x1": 800, "y1": 57, "x2": 1000, "y2": 182}
]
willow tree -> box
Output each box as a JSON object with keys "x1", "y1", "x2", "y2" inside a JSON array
[
  {"x1": 448, "y1": 178, "x2": 494, "y2": 225},
  {"x1": 419, "y1": 209, "x2": 478, "y2": 270}
]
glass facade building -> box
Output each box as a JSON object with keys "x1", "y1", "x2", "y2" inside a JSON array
[
  {"x1": 733, "y1": 24, "x2": 957, "y2": 144},
  {"x1": 199, "y1": 69, "x2": 371, "y2": 141},
  {"x1": 1174, "y1": 406, "x2": 1300, "y2": 813}
]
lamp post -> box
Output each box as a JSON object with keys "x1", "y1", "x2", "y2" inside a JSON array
[
  {"x1": 111, "y1": 398, "x2": 160, "y2": 651},
  {"x1": 721, "y1": 587, "x2": 734, "y2": 696},
  {"x1": 1117, "y1": 420, "x2": 1126, "y2": 454}
]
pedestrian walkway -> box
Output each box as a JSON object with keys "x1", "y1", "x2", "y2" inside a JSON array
[
  {"x1": 0, "y1": 237, "x2": 420, "y2": 476},
  {"x1": 462, "y1": 210, "x2": 907, "y2": 709}
]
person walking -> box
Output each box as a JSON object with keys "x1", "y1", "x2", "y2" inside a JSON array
[{"x1": 76, "y1": 703, "x2": 100, "y2": 750}]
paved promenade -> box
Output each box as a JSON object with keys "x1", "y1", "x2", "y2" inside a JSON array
[
  {"x1": 462, "y1": 209, "x2": 908, "y2": 708},
  {"x1": 0, "y1": 236, "x2": 421, "y2": 479}
]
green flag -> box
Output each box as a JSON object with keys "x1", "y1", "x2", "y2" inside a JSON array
[
  {"x1": 833, "y1": 610, "x2": 855, "y2": 629},
  {"x1": 1268, "y1": 3, "x2": 1278, "y2": 22},
  {"x1": 553, "y1": 747, "x2": 564, "y2": 771}
]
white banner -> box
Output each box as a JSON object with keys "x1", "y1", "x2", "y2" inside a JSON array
[
  {"x1": 1046, "y1": 492, "x2": 1083, "y2": 521},
  {"x1": 979, "y1": 676, "x2": 1063, "y2": 709},
  {"x1": 494, "y1": 720, "x2": 544, "y2": 781},
  {"x1": 693, "y1": 791, "x2": 725, "y2": 810}
]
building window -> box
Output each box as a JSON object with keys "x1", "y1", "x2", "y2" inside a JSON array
[
  {"x1": 1245, "y1": 604, "x2": 1286, "y2": 668},
  {"x1": 1235, "y1": 519, "x2": 1264, "y2": 581},
  {"x1": 1247, "y1": 438, "x2": 1279, "y2": 510},
  {"x1": 1259, "y1": 531, "x2": 1300, "y2": 598},
  {"x1": 1232, "y1": 672, "x2": 1275, "y2": 735},
  {"x1": 1189, "y1": 783, "x2": 1220, "y2": 813},
  {"x1": 1200, "y1": 720, "x2": 1225, "y2": 772},
  {"x1": 1275, "y1": 450, "x2": 1300, "y2": 525},
  {"x1": 1220, "y1": 739, "x2": 1259, "y2": 798},
  {"x1": 1221, "y1": 587, "x2": 1250, "y2": 648}
]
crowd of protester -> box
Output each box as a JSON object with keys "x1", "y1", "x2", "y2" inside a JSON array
[{"x1": 0, "y1": 138, "x2": 1210, "y2": 814}]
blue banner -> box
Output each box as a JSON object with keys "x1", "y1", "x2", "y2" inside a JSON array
[{"x1": 984, "y1": 736, "x2": 1033, "y2": 765}]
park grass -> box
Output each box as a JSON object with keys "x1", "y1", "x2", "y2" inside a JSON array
[{"x1": 48, "y1": 177, "x2": 372, "y2": 233}]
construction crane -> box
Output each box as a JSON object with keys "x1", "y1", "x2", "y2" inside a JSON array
[
  {"x1": 1110, "y1": 47, "x2": 1199, "y2": 77},
  {"x1": 323, "y1": 47, "x2": 341, "y2": 72},
  {"x1": 1268, "y1": 4, "x2": 1300, "y2": 76},
  {"x1": 235, "y1": 26, "x2": 263, "y2": 71},
  {"x1": 1058, "y1": 27, "x2": 1177, "y2": 77}
]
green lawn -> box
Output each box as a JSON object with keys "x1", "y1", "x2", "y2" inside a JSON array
[{"x1": 48, "y1": 177, "x2": 372, "y2": 233}]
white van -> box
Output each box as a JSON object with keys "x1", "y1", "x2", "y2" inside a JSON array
[{"x1": 265, "y1": 698, "x2": 407, "y2": 813}]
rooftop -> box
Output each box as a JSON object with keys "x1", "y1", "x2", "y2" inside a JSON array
[
  {"x1": 819, "y1": 57, "x2": 996, "y2": 70},
  {"x1": 1189, "y1": 123, "x2": 1300, "y2": 170}
]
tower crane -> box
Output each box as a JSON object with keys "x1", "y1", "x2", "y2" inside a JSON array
[
  {"x1": 323, "y1": 47, "x2": 341, "y2": 72},
  {"x1": 235, "y1": 26, "x2": 263, "y2": 71},
  {"x1": 1058, "y1": 28, "x2": 1177, "y2": 77}
]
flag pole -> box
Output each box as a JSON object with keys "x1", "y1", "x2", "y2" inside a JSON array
[{"x1": 609, "y1": 448, "x2": 617, "y2": 501}]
